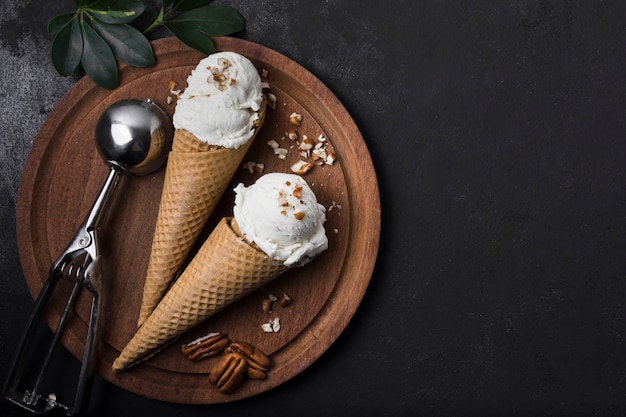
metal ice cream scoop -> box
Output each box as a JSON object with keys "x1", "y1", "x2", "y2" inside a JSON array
[{"x1": 3, "y1": 99, "x2": 173, "y2": 416}]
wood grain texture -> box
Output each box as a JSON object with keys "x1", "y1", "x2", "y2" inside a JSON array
[{"x1": 16, "y1": 37, "x2": 380, "y2": 404}]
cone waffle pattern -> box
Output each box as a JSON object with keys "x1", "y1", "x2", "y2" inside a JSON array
[
  {"x1": 136, "y1": 131, "x2": 254, "y2": 326},
  {"x1": 137, "y1": 100, "x2": 267, "y2": 326},
  {"x1": 113, "y1": 218, "x2": 288, "y2": 371}
]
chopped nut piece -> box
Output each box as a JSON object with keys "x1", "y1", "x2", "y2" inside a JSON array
[
  {"x1": 290, "y1": 160, "x2": 313, "y2": 175},
  {"x1": 325, "y1": 152, "x2": 337, "y2": 165},
  {"x1": 279, "y1": 292, "x2": 291, "y2": 307},
  {"x1": 267, "y1": 93, "x2": 277, "y2": 109},
  {"x1": 267, "y1": 139, "x2": 280, "y2": 149},
  {"x1": 271, "y1": 317, "x2": 281, "y2": 332},
  {"x1": 294, "y1": 211, "x2": 306, "y2": 220},
  {"x1": 289, "y1": 112, "x2": 303, "y2": 126},
  {"x1": 261, "y1": 317, "x2": 281, "y2": 333},
  {"x1": 312, "y1": 147, "x2": 327, "y2": 161},
  {"x1": 261, "y1": 68, "x2": 269, "y2": 78},
  {"x1": 243, "y1": 161, "x2": 256, "y2": 173},
  {"x1": 287, "y1": 130, "x2": 298, "y2": 141},
  {"x1": 299, "y1": 135, "x2": 314, "y2": 150},
  {"x1": 242, "y1": 161, "x2": 265, "y2": 174},
  {"x1": 274, "y1": 148, "x2": 288, "y2": 159},
  {"x1": 262, "y1": 298, "x2": 273, "y2": 314},
  {"x1": 262, "y1": 294, "x2": 277, "y2": 314}
]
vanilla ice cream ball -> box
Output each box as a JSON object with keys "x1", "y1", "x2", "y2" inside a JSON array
[
  {"x1": 233, "y1": 173, "x2": 328, "y2": 266},
  {"x1": 172, "y1": 51, "x2": 267, "y2": 149}
]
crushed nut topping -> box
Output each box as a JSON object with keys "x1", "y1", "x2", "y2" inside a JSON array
[
  {"x1": 279, "y1": 292, "x2": 291, "y2": 307},
  {"x1": 289, "y1": 112, "x2": 303, "y2": 126}
]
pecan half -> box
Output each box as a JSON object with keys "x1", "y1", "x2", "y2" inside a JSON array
[
  {"x1": 181, "y1": 332, "x2": 230, "y2": 361},
  {"x1": 228, "y1": 341, "x2": 271, "y2": 379},
  {"x1": 209, "y1": 351, "x2": 248, "y2": 394}
]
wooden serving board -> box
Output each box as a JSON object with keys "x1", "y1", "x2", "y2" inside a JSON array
[{"x1": 16, "y1": 37, "x2": 380, "y2": 404}]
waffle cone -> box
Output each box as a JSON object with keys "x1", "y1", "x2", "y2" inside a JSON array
[
  {"x1": 113, "y1": 217, "x2": 288, "y2": 372},
  {"x1": 136, "y1": 100, "x2": 266, "y2": 326}
]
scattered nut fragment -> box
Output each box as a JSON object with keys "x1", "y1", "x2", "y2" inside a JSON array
[
  {"x1": 266, "y1": 93, "x2": 277, "y2": 109},
  {"x1": 261, "y1": 294, "x2": 279, "y2": 313},
  {"x1": 242, "y1": 161, "x2": 265, "y2": 174},
  {"x1": 261, "y1": 317, "x2": 281, "y2": 333},
  {"x1": 299, "y1": 135, "x2": 314, "y2": 151},
  {"x1": 289, "y1": 112, "x2": 303, "y2": 126},
  {"x1": 287, "y1": 130, "x2": 298, "y2": 141},
  {"x1": 274, "y1": 147, "x2": 289, "y2": 160},
  {"x1": 261, "y1": 68, "x2": 269, "y2": 78},
  {"x1": 262, "y1": 298, "x2": 273, "y2": 314},
  {"x1": 279, "y1": 292, "x2": 291, "y2": 307},
  {"x1": 312, "y1": 144, "x2": 328, "y2": 161},
  {"x1": 271, "y1": 317, "x2": 281, "y2": 332},
  {"x1": 290, "y1": 160, "x2": 313, "y2": 175},
  {"x1": 328, "y1": 201, "x2": 343, "y2": 212},
  {"x1": 181, "y1": 332, "x2": 230, "y2": 361}
]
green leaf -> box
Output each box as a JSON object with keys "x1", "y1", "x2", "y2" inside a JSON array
[
  {"x1": 51, "y1": 17, "x2": 83, "y2": 76},
  {"x1": 163, "y1": 20, "x2": 215, "y2": 55},
  {"x1": 80, "y1": 20, "x2": 119, "y2": 89},
  {"x1": 168, "y1": 5, "x2": 244, "y2": 35},
  {"x1": 48, "y1": 12, "x2": 75, "y2": 35},
  {"x1": 171, "y1": 0, "x2": 214, "y2": 12},
  {"x1": 90, "y1": 0, "x2": 145, "y2": 24},
  {"x1": 91, "y1": 20, "x2": 155, "y2": 67}
]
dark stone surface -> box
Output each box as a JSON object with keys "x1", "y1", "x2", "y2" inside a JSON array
[{"x1": 2, "y1": 0, "x2": 626, "y2": 416}]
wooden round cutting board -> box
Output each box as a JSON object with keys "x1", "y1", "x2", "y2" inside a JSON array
[{"x1": 16, "y1": 36, "x2": 380, "y2": 404}]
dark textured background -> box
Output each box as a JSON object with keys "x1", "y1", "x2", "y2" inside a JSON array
[{"x1": 2, "y1": 1, "x2": 626, "y2": 416}]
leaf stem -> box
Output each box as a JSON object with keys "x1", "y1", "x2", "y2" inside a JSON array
[{"x1": 143, "y1": 0, "x2": 168, "y2": 34}]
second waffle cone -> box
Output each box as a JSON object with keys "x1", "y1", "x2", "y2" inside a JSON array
[{"x1": 113, "y1": 217, "x2": 289, "y2": 372}]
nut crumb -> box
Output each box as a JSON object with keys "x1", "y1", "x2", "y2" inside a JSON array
[
  {"x1": 290, "y1": 160, "x2": 313, "y2": 175},
  {"x1": 243, "y1": 161, "x2": 265, "y2": 174},
  {"x1": 274, "y1": 147, "x2": 288, "y2": 159},
  {"x1": 289, "y1": 112, "x2": 302, "y2": 126},
  {"x1": 279, "y1": 292, "x2": 291, "y2": 307},
  {"x1": 266, "y1": 93, "x2": 277, "y2": 109},
  {"x1": 261, "y1": 317, "x2": 281, "y2": 333}
]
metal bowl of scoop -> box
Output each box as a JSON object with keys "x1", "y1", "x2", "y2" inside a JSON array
[{"x1": 95, "y1": 99, "x2": 173, "y2": 176}]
